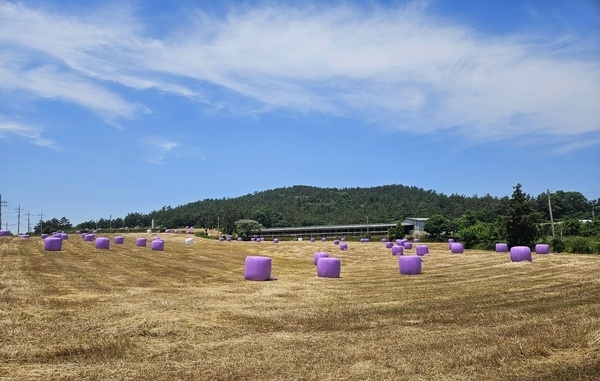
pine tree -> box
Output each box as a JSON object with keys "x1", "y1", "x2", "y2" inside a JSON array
[{"x1": 503, "y1": 184, "x2": 541, "y2": 248}]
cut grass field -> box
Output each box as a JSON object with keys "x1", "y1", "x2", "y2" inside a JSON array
[{"x1": 1, "y1": 234, "x2": 599, "y2": 380}]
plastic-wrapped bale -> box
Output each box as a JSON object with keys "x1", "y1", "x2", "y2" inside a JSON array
[
  {"x1": 135, "y1": 238, "x2": 147, "y2": 247},
  {"x1": 310, "y1": 237, "x2": 316, "y2": 242},
  {"x1": 341, "y1": 237, "x2": 346, "y2": 242},
  {"x1": 114, "y1": 236, "x2": 125, "y2": 244},
  {"x1": 151, "y1": 239, "x2": 165, "y2": 251},
  {"x1": 314, "y1": 251, "x2": 329, "y2": 265},
  {"x1": 395, "y1": 239, "x2": 402, "y2": 245},
  {"x1": 185, "y1": 238, "x2": 194, "y2": 245},
  {"x1": 392, "y1": 245, "x2": 404, "y2": 256},
  {"x1": 333, "y1": 239, "x2": 340, "y2": 245},
  {"x1": 250, "y1": 237, "x2": 256, "y2": 242},
  {"x1": 244, "y1": 256, "x2": 272, "y2": 281},
  {"x1": 41, "y1": 234, "x2": 48, "y2": 239},
  {"x1": 450, "y1": 242, "x2": 464, "y2": 254},
  {"x1": 273, "y1": 238, "x2": 279, "y2": 244},
  {"x1": 238, "y1": 237, "x2": 243, "y2": 241},
  {"x1": 495, "y1": 243, "x2": 509, "y2": 253},
  {"x1": 403, "y1": 242, "x2": 412, "y2": 249},
  {"x1": 219, "y1": 236, "x2": 225, "y2": 242},
  {"x1": 385, "y1": 242, "x2": 393, "y2": 249},
  {"x1": 60, "y1": 233, "x2": 68, "y2": 240},
  {"x1": 84, "y1": 234, "x2": 95, "y2": 242},
  {"x1": 297, "y1": 238, "x2": 303, "y2": 242},
  {"x1": 186, "y1": 230, "x2": 192, "y2": 234},
  {"x1": 44, "y1": 237, "x2": 63, "y2": 251},
  {"x1": 381, "y1": 238, "x2": 388, "y2": 243},
  {"x1": 416, "y1": 245, "x2": 429, "y2": 256},
  {"x1": 317, "y1": 257, "x2": 341, "y2": 278},
  {"x1": 510, "y1": 246, "x2": 532, "y2": 262},
  {"x1": 0, "y1": 230, "x2": 10, "y2": 237},
  {"x1": 414, "y1": 238, "x2": 420, "y2": 242},
  {"x1": 340, "y1": 243, "x2": 348, "y2": 251},
  {"x1": 147, "y1": 229, "x2": 152, "y2": 234},
  {"x1": 535, "y1": 244, "x2": 550, "y2": 254},
  {"x1": 399, "y1": 255, "x2": 422, "y2": 275},
  {"x1": 321, "y1": 237, "x2": 327, "y2": 242},
  {"x1": 174, "y1": 229, "x2": 179, "y2": 234},
  {"x1": 95, "y1": 237, "x2": 110, "y2": 249},
  {"x1": 226, "y1": 236, "x2": 232, "y2": 242},
  {"x1": 20, "y1": 234, "x2": 30, "y2": 239}
]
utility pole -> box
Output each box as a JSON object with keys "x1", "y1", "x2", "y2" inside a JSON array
[
  {"x1": 27, "y1": 212, "x2": 30, "y2": 234},
  {"x1": 17, "y1": 204, "x2": 21, "y2": 235},
  {"x1": 547, "y1": 189, "x2": 555, "y2": 237},
  {"x1": 40, "y1": 213, "x2": 44, "y2": 234},
  {"x1": 0, "y1": 194, "x2": 7, "y2": 228}
]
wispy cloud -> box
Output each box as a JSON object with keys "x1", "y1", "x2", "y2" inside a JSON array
[
  {"x1": 138, "y1": 135, "x2": 202, "y2": 165},
  {"x1": 1, "y1": 1, "x2": 599, "y2": 147},
  {"x1": 0, "y1": 117, "x2": 58, "y2": 150}
]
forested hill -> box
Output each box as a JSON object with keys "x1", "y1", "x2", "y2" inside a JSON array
[
  {"x1": 119, "y1": 184, "x2": 507, "y2": 232},
  {"x1": 72, "y1": 184, "x2": 596, "y2": 234}
]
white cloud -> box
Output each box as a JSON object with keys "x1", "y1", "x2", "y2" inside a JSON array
[
  {"x1": 0, "y1": 117, "x2": 58, "y2": 149},
  {"x1": 1, "y1": 1, "x2": 599, "y2": 147}
]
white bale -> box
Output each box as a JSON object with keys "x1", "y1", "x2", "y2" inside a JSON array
[{"x1": 185, "y1": 238, "x2": 194, "y2": 245}]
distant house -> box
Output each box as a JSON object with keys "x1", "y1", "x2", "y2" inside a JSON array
[{"x1": 401, "y1": 218, "x2": 429, "y2": 236}]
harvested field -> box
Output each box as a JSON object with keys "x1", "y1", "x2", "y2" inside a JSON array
[{"x1": 1, "y1": 235, "x2": 599, "y2": 380}]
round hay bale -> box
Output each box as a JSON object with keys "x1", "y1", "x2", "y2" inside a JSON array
[
  {"x1": 495, "y1": 243, "x2": 509, "y2": 252},
  {"x1": 314, "y1": 251, "x2": 329, "y2": 265},
  {"x1": 95, "y1": 237, "x2": 110, "y2": 249},
  {"x1": 44, "y1": 237, "x2": 62, "y2": 251},
  {"x1": 75, "y1": 230, "x2": 81, "y2": 234},
  {"x1": 84, "y1": 234, "x2": 95, "y2": 241},
  {"x1": 321, "y1": 237, "x2": 327, "y2": 242},
  {"x1": 535, "y1": 244, "x2": 550, "y2": 254},
  {"x1": 244, "y1": 256, "x2": 272, "y2": 281},
  {"x1": 60, "y1": 233, "x2": 68, "y2": 240},
  {"x1": 399, "y1": 255, "x2": 422, "y2": 275},
  {"x1": 341, "y1": 237, "x2": 346, "y2": 242},
  {"x1": 381, "y1": 238, "x2": 388, "y2": 243},
  {"x1": 135, "y1": 238, "x2": 147, "y2": 247},
  {"x1": 416, "y1": 245, "x2": 429, "y2": 256},
  {"x1": 238, "y1": 237, "x2": 243, "y2": 241},
  {"x1": 310, "y1": 237, "x2": 316, "y2": 242},
  {"x1": 165, "y1": 229, "x2": 171, "y2": 233},
  {"x1": 385, "y1": 242, "x2": 393, "y2": 249},
  {"x1": 297, "y1": 238, "x2": 303, "y2": 242},
  {"x1": 174, "y1": 229, "x2": 179, "y2": 234},
  {"x1": 317, "y1": 257, "x2": 341, "y2": 278},
  {"x1": 448, "y1": 238, "x2": 455, "y2": 243},
  {"x1": 333, "y1": 239, "x2": 340, "y2": 245},
  {"x1": 414, "y1": 238, "x2": 420, "y2": 242},
  {"x1": 146, "y1": 229, "x2": 152, "y2": 234},
  {"x1": 114, "y1": 236, "x2": 125, "y2": 244},
  {"x1": 151, "y1": 239, "x2": 165, "y2": 251},
  {"x1": 403, "y1": 242, "x2": 412, "y2": 249},
  {"x1": 219, "y1": 236, "x2": 225, "y2": 242},
  {"x1": 20, "y1": 234, "x2": 30, "y2": 239},
  {"x1": 185, "y1": 238, "x2": 194, "y2": 245},
  {"x1": 273, "y1": 238, "x2": 279, "y2": 244},
  {"x1": 186, "y1": 230, "x2": 192, "y2": 234},
  {"x1": 450, "y1": 242, "x2": 464, "y2": 254},
  {"x1": 250, "y1": 237, "x2": 256, "y2": 241},
  {"x1": 395, "y1": 239, "x2": 402, "y2": 245},
  {"x1": 391, "y1": 245, "x2": 404, "y2": 256},
  {"x1": 226, "y1": 236, "x2": 232, "y2": 242},
  {"x1": 340, "y1": 243, "x2": 348, "y2": 251},
  {"x1": 0, "y1": 230, "x2": 10, "y2": 237},
  {"x1": 41, "y1": 234, "x2": 48, "y2": 239},
  {"x1": 510, "y1": 246, "x2": 532, "y2": 262}
]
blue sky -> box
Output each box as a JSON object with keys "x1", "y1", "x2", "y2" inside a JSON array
[{"x1": 1, "y1": 0, "x2": 599, "y2": 230}]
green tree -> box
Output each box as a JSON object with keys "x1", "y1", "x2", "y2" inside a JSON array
[
  {"x1": 503, "y1": 183, "x2": 541, "y2": 248},
  {"x1": 235, "y1": 219, "x2": 264, "y2": 240},
  {"x1": 424, "y1": 214, "x2": 450, "y2": 241}
]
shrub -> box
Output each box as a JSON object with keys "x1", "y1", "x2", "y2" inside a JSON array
[{"x1": 551, "y1": 237, "x2": 565, "y2": 253}]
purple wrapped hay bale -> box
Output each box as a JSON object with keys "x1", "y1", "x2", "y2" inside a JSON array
[
  {"x1": 510, "y1": 246, "x2": 532, "y2": 262},
  {"x1": 314, "y1": 251, "x2": 329, "y2": 265},
  {"x1": 403, "y1": 242, "x2": 412, "y2": 249},
  {"x1": 416, "y1": 245, "x2": 429, "y2": 256},
  {"x1": 84, "y1": 234, "x2": 95, "y2": 241},
  {"x1": 151, "y1": 239, "x2": 165, "y2": 251},
  {"x1": 135, "y1": 237, "x2": 147, "y2": 247},
  {"x1": 495, "y1": 243, "x2": 509, "y2": 252},
  {"x1": 274, "y1": 238, "x2": 279, "y2": 244},
  {"x1": 95, "y1": 237, "x2": 110, "y2": 249},
  {"x1": 450, "y1": 242, "x2": 464, "y2": 254},
  {"x1": 44, "y1": 237, "x2": 62, "y2": 251},
  {"x1": 391, "y1": 245, "x2": 404, "y2": 256},
  {"x1": 244, "y1": 256, "x2": 272, "y2": 281},
  {"x1": 385, "y1": 242, "x2": 393, "y2": 249},
  {"x1": 340, "y1": 243, "x2": 348, "y2": 251},
  {"x1": 114, "y1": 236, "x2": 125, "y2": 244},
  {"x1": 333, "y1": 239, "x2": 340, "y2": 245},
  {"x1": 317, "y1": 257, "x2": 341, "y2": 278},
  {"x1": 399, "y1": 255, "x2": 422, "y2": 275},
  {"x1": 535, "y1": 244, "x2": 550, "y2": 254}
]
